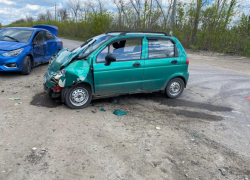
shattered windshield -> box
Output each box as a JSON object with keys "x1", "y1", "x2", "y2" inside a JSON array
[{"x1": 77, "y1": 34, "x2": 114, "y2": 59}]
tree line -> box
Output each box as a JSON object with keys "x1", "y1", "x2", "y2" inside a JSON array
[{"x1": 6, "y1": 0, "x2": 250, "y2": 56}]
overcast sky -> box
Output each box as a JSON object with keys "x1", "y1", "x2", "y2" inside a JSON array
[
  {"x1": 0, "y1": 0, "x2": 65, "y2": 25},
  {"x1": 0, "y1": 0, "x2": 249, "y2": 26}
]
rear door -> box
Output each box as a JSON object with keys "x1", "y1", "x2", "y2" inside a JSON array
[
  {"x1": 32, "y1": 31, "x2": 46, "y2": 65},
  {"x1": 142, "y1": 38, "x2": 180, "y2": 91},
  {"x1": 93, "y1": 38, "x2": 145, "y2": 95},
  {"x1": 43, "y1": 31, "x2": 58, "y2": 62}
]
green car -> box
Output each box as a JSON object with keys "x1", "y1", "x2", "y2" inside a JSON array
[{"x1": 44, "y1": 31, "x2": 189, "y2": 109}]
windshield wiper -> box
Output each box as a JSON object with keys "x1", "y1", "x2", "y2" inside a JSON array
[
  {"x1": 4, "y1": 35, "x2": 19, "y2": 42},
  {"x1": 78, "y1": 40, "x2": 97, "y2": 59},
  {"x1": 80, "y1": 38, "x2": 93, "y2": 47}
]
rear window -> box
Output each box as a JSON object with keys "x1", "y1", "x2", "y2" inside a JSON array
[
  {"x1": 45, "y1": 31, "x2": 55, "y2": 41},
  {"x1": 148, "y1": 39, "x2": 175, "y2": 58},
  {"x1": 0, "y1": 28, "x2": 33, "y2": 43}
]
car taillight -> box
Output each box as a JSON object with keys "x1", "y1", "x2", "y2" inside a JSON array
[
  {"x1": 60, "y1": 41, "x2": 63, "y2": 45},
  {"x1": 186, "y1": 58, "x2": 189, "y2": 65}
]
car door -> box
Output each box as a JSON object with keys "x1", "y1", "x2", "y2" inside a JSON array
[
  {"x1": 32, "y1": 31, "x2": 46, "y2": 65},
  {"x1": 142, "y1": 38, "x2": 180, "y2": 91},
  {"x1": 93, "y1": 38, "x2": 145, "y2": 95},
  {"x1": 43, "y1": 31, "x2": 58, "y2": 62}
]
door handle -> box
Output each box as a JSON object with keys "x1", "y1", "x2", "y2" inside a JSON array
[
  {"x1": 171, "y1": 60, "x2": 178, "y2": 64},
  {"x1": 133, "y1": 63, "x2": 141, "y2": 67}
]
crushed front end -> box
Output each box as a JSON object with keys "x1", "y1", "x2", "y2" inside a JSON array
[{"x1": 43, "y1": 48, "x2": 92, "y2": 99}]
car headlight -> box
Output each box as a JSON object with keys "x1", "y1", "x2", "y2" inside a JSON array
[
  {"x1": 2, "y1": 48, "x2": 24, "y2": 57},
  {"x1": 54, "y1": 69, "x2": 66, "y2": 80}
]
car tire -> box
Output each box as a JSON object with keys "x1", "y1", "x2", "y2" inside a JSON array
[
  {"x1": 166, "y1": 78, "x2": 184, "y2": 98},
  {"x1": 65, "y1": 84, "x2": 92, "y2": 109},
  {"x1": 21, "y1": 56, "x2": 32, "y2": 75}
]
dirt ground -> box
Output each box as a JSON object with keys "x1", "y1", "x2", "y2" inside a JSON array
[{"x1": 0, "y1": 41, "x2": 250, "y2": 180}]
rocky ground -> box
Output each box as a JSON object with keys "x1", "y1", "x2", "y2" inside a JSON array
[{"x1": 0, "y1": 39, "x2": 250, "y2": 180}]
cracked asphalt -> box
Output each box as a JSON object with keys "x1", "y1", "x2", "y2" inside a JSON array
[{"x1": 0, "y1": 38, "x2": 250, "y2": 180}]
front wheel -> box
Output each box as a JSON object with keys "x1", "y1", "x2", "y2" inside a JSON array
[
  {"x1": 21, "y1": 56, "x2": 32, "y2": 75},
  {"x1": 65, "y1": 84, "x2": 92, "y2": 109},
  {"x1": 166, "y1": 78, "x2": 184, "y2": 98}
]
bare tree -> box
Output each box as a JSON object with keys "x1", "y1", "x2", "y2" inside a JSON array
[
  {"x1": 12, "y1": 19, "x2": 26, "y2": 24},
  {"x1": 84, "y1": 1, "x2": 98, "y2": 13},
  {"x1": 67, "y1": 0, "x2": 81, "y2": 22},
  {"x1": 170, "y1": 0, "x2": 177, "y2": 34},
  {"x1": 26, "y1": 15, "x2": 34, "y2": 22},
  {"x1": 191, "y1": 0, "x2": 203, "y2": 45},
  {"x1": 113, "y1": 0, "x2": 123, "y2": 28},
  {"x1": 130, "y1": 0, "x2": 142, "y2": 27},
  {"x1": 222, "y1": 0, "x2": 237, "y2": 30},
  {"x1": 113, "y1": 0, "x2": 133, "y2": 29},
  {"x1": 97, "y1": 0, "x2": 105, "y2": 13},
  {"x1": 45, "y1": 10, "x2": 53, "y2": 21},
  {"x1": 58, "y1": 8, "x2": 68, "y2": 21},
  {"x1": 155, "y1": 0, "x2": 173, "y2": 29},
  {"x1": 37, "y1": 13, "x2": 46, "y2": 21}
]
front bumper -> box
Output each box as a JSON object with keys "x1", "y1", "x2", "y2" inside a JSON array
[{"x1": 0, "y1": 55, "x2": 23, "y2": 72}]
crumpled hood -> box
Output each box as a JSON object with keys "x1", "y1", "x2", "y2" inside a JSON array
[
  {"x1": 45, "y1": 48, "x2": 91, "y2": 89},
  {"x1": 0, "y1": 41, "x2": 28, "y2": 51},
  {"x1": 47, "y1": 49, "x2": 79, "y2": 75},
  {"x1": 47, "y1": 44, "x2": 89, "y2": 75}
]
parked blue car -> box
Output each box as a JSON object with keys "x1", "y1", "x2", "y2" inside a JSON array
[{"x1": 0, "y1": 25, "x2": 63, "y2": 75}]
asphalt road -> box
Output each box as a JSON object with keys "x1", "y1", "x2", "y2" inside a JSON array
[
  {"x1": 0, "y1": 38, "x2": 250, "y2": 180},
  {"x1": 185, "y1": 58, "x2": 250, "y2": 157}
]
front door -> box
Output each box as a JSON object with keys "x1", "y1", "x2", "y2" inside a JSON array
[
  {"x1": 143, "y1": 38, "x2": 180, "y2": 91},
  {"x1": 32, "y1": 31, "x2": 46, "y2": 65},
  {"x1": 93, "y1": 38, "x2": 145, "y2": 95}
]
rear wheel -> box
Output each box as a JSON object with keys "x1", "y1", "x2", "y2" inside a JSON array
[
  {"x1": 166, "y1": 78, "x2": 184, "y2": 98},
  {"x1": 21, "y1": 56, "x2": 32, "y2": 75},
  {"x1": 65, "y1": 84, "x2": 92, "y2": 109}
]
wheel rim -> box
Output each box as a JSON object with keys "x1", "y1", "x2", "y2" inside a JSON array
[
  {"x1": 169, "y1": 81, "x2": 181, "y2": 96},
  {"x1": 69, "y1": 88, "x2": 89, "y2": 107}
]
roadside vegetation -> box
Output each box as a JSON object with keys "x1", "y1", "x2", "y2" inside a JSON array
[{"x1": 5, "y1": 0, "x2": 250, "y2": 56}]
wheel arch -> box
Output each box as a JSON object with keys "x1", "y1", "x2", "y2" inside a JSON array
[
  {"x1": 61, "y1": 82, "x2": 93, "y2": 103},
  {"x1": 163, "y1": 75, "x2": 187, "y2": 90},
  {"x1": 26, "y1": 54, "x2": 34, "y2": 68},
  {"x1": 63, "y1": 82, "x2": 93, "y2": 109}
]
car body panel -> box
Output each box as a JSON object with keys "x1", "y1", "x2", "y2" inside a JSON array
[
  {"x1": 0, "y1": 41, "x2": 28, "y2": 51},
  {"x1": 93, "y1": 59, "x2": 145, "y2": 95},
  {"x1": 45, "y1": 40, "x2": 58, "y2": 62},
  {"x1": 33, "y1": 42, "x2": 46, "y2": 65},
  {"x1": 142, "y1": 37, "x2": 184, "y2": 91},
  {"x1": 92, "y1": 37, "x2": 147, "y2": 95}
]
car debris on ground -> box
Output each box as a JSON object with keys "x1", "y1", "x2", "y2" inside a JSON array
[{"x1": 113, "y1": 109, "x2": 127, "y2": 116}]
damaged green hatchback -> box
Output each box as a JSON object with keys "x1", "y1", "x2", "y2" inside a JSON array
[{"x1": 44, "y1": 31, "x2": 189, "y2": 109}]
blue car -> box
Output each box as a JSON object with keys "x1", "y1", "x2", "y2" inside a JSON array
[{"x1": 0, "y1": 25, "x2": 63, "y2": 75}]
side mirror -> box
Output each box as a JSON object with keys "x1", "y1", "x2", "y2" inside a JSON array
[{"x1": 105, "y1": 54, "x2": 116, "y2": 66}]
